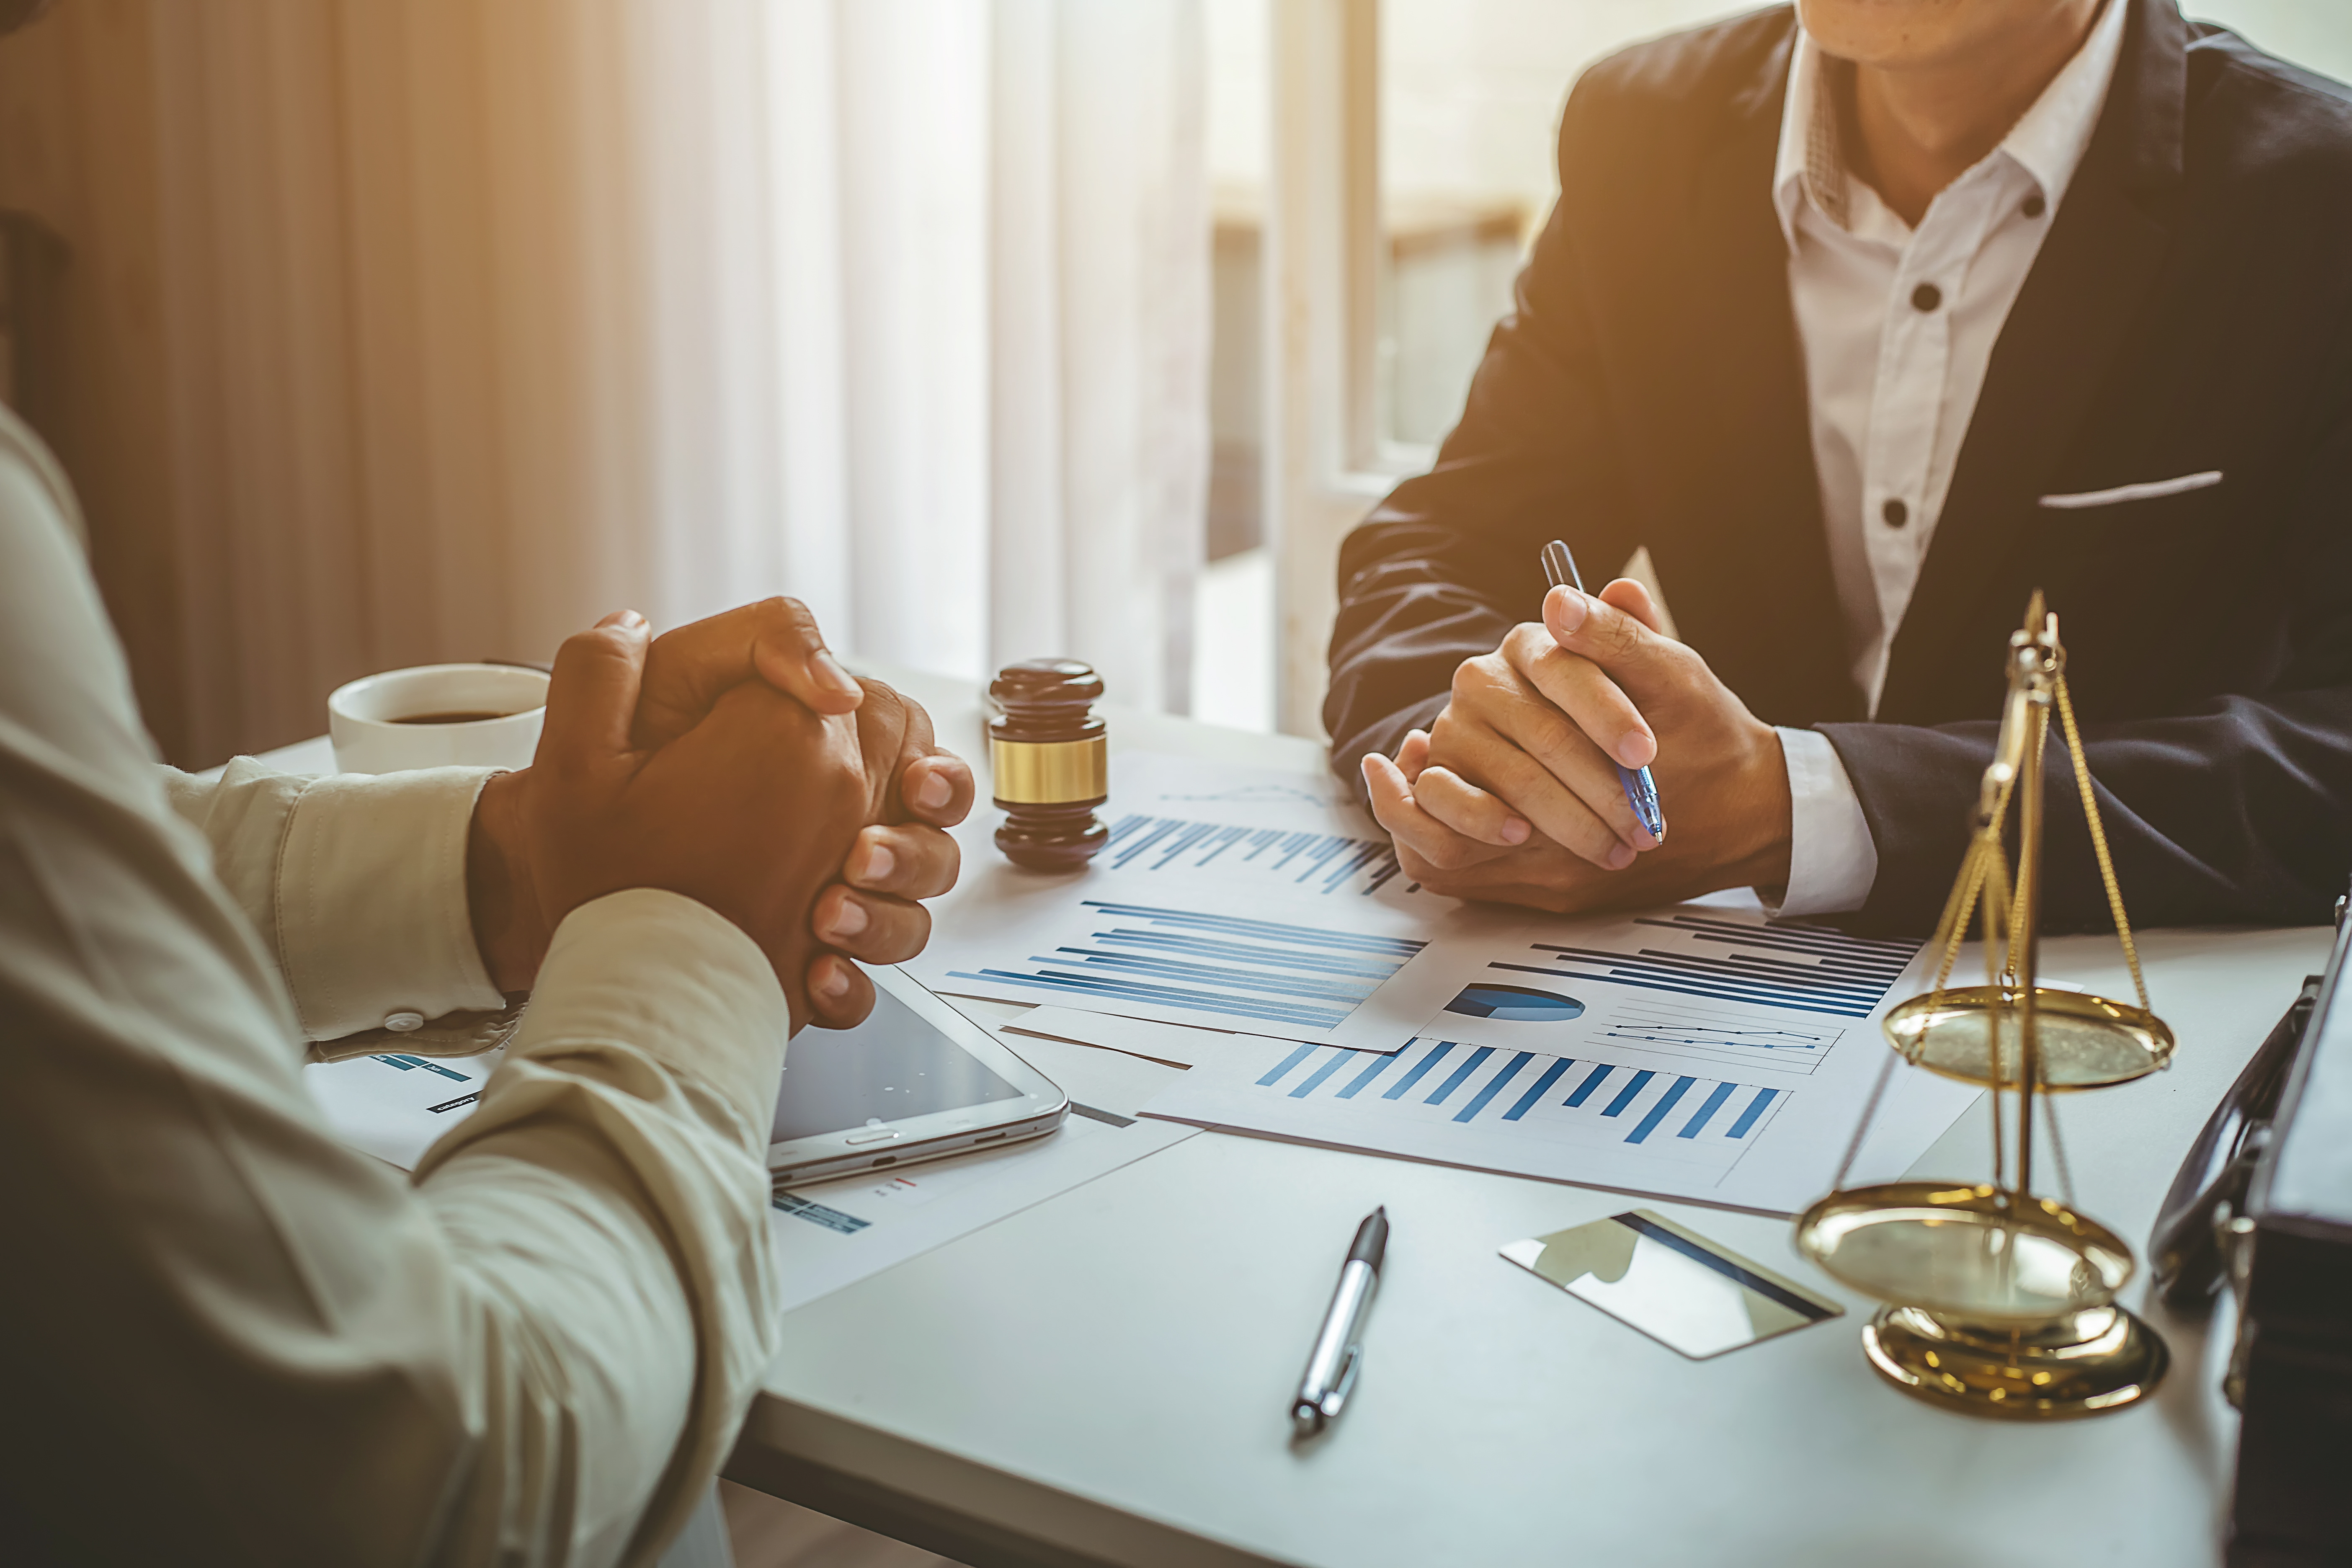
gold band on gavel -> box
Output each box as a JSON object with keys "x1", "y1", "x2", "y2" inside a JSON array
[{"x1": 990, "y1": 735, "x2": 1108, "y2": 805}]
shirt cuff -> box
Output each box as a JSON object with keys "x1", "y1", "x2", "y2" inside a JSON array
[
  {"x1": 1768, "y1": 727, "x2": 1879, "y2": 917},
  {"x1": 277, "y1": 767, "x2": 505, "y2": 1039},
  {"x1": 501, "y1": 889, "x2": 787, "y2": 1149}
]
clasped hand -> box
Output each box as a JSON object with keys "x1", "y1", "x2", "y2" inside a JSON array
[
  {"x1": 1362, "y1": 578, "x2": 1793, "y2": 913},
  {"x1": 469, "y1": 598, "x2": 973, "y2": 1033}
]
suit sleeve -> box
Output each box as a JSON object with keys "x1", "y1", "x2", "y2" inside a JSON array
[
  {"x1": 1822, "y1": 407, "x2": 2352, "y2": 935},
  {"x1": 1323, "y1": 76, "x2": 1641, "y2": 792}
]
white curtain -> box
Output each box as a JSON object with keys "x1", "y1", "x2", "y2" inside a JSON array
[{"x1": 41, "y1": 0, "x2": 1208, "y2": 764}]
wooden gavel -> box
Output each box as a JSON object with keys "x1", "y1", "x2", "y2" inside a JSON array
[{"x1": 989, "y1": 658, "x2": 1109, "y2": 872}]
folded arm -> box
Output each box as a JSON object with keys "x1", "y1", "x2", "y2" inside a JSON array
[
  {"x1": 1, "y1": 774, "x2": 784, "y2": 1565},
  {"x1": 161, "y1": 594, "x2": 978, "y2": 1047},
  {"x1": 0, "y1": 409, "x2": 794, "y2": 1565}
]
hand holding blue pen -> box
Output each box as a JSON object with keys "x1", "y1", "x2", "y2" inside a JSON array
[
  {"x1": 1541, "y1": 540, "x2": 1666, "y2": 843},
  {"x1": 1358, "y1": 534, "x2": 1791, "y2": 909}
]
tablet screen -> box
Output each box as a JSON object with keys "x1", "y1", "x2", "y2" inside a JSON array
[{"x1": 769, "y1": 983, "x2": 1030, "y2": 1143}]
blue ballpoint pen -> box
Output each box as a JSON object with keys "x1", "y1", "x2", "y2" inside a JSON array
[{"x1": 1540, "y1": 539, "x2": 1666, "y2": 842}]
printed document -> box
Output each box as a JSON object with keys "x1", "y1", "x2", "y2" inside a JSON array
[
  {"x1": 1140, "y1": 894, "x2": 1975, "y2": 1213},
  {"x1": 906, "y1": 752, "x2": 1442, "y2": 1042}
]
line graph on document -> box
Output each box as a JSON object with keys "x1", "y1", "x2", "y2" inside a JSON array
[{"x1": 1594, "y1": 1000, "x2": 1847, "y2": 1076}]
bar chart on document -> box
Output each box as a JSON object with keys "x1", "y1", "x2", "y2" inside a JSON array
[
  {"x1": 1092, "y1": 788, "x2": 1409, "y2": 897},
  {"x1": 1141, "y1": 901, "x2": 1978, "y2": 1212},
  {"x1": 934, "y1": 899, "x2": 1424, "y2": 1034},
  {"x1": 907, "y1": 752, "x2": 1435, "y2": 1043},
  {"x1": 1235, "y1": 1035, "x2": 1791, "y2": 1181}
]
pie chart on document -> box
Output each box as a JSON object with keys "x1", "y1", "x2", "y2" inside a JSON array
[{"x1": 1443, "y1": 984, "x2": 1586, "y2": 1023}]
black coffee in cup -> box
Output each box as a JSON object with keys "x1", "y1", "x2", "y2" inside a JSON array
[{"x1": 390, "y1": 709, "x2": 513, "y2": 725}]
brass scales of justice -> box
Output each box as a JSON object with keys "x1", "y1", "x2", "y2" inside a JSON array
[{"x1": 1795, "y1": 592, "x2": 2176, "y2": 1419}]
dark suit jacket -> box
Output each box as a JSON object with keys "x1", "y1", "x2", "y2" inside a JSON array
[{"x1": 1325, "y1": 0, "x2": 2352, "y2": 936}]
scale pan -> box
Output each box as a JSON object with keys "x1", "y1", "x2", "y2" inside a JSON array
[
  {"x1": 1794, "y1": 1182, "x2": 2133, "y2": 1324},
  {"x1": 1883, "y1": 986, "x2": 2171, "y2": 1090}
]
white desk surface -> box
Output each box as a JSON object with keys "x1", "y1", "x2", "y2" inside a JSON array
[
  {"x1": 253, "y1": 671, "x2": 2320, "y2": 1568},
  {"x1": 737, "y1": 667, "x2": 2324, "y2": 1568}
]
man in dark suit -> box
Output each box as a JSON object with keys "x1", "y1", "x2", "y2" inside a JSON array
[{"x1": 1328, "y1": 0, "x2": 2352, "y2": 935}]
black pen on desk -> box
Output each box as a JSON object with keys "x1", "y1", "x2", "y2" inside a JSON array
[
  {"x1": 1292, "y1": 1206, "x2": 1385, "y2": 1437},
  {"x1": 1540, "y1": 540, "x2": 1666, "y2": 842}
]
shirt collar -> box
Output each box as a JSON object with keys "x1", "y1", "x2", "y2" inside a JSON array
[
  {"x1": 1771, "y1": 0, "x2": 2129, "y2": 248},
  {"x1": 1771, "y1": 33, "x2": 1847, "y2": 241}
]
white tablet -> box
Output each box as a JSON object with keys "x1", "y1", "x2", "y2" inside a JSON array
[{"x1": 766, "y1": 964, "x2": 1069, "y2": 1184}]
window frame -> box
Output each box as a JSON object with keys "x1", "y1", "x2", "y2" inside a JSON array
[{"x1": 1262, "y1": 0, "x2": 1427, "y2": 738}]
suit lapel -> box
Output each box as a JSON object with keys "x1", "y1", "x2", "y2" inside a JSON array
[
  {"x1": 1877, "y1": 0, "x2": 2189, "y2": 720},
  {"x1": 1679, "y1": 21, "x2": 1864, "y2": 724}
]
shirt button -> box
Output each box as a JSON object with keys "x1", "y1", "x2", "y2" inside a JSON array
[
  {"x1": 1911, "y1": 283, "x2": 1943, "y2": 312},
  {"x1": 384, "y1": 1010, "x2": 426, "y2": 1033},
  {"x1": 1883, "y1": 498, "x2": 1910, "y2": 527},
  {"x1": 2023, "y1": 193, "x2": 2048, "y2": 219}
]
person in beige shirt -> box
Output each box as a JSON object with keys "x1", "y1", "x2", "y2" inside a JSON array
[{"x1": 0, "y1": 384, "x2": 976, "y2": 1565}]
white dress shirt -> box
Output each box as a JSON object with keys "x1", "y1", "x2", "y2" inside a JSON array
[
  {"x1": 1769, "y1": 0, "x2": 2128, "y2": 915},
  {"x1": 0, "y1": 402, "x2": 788, "y2": 1564}
]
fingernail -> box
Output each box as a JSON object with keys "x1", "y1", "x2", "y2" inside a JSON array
[
  {"x1": 1501, "y1": 817, "x2": 1530, "y2": 845},
  {"x1": 813, "y1": 961, "x2": 851, "y2": 1000},
  {"x1": 859, "y1": 842, "x2": 896, "y2": 884},
  {"x1": 1606, "y1": 842, "x2": 1636, "y2": 871},
  {"x1": 1617, "y1": 733, "x2": 1654, "y2": 769},
  {"x1": 810, "y1": 649, "x2": 859, "y2": 696},
  {"x1": 599, "y1": 608, "x2": 646, "y2": 630},
  {"x1": 826, "y1": 897, "x2": 869, "y2": 938},
  {"x1": 1550, "y1": 586, "x2": 1589, "y2": 633},
  {"x1": 914, "y1": 769, "x2": 953, "y2": 811}
]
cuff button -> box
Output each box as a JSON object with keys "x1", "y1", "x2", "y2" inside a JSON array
[{"x1": 384, "y1": 1010, "x2": 426, "y2": 1033}]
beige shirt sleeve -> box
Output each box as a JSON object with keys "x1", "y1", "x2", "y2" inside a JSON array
[
  {"x1": 0, "y1": 404, "x2": 787, "y2": 1566},
  {"x1": 163, "y1": 761, "x2": 508, "y2": 1039}
]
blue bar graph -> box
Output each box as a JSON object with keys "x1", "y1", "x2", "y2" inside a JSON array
[
  {"x1": 1247, "y1": 1038, "x2": 1790, "y2": 1152},
  {"x1": 1426, "y1": 1046, "x2": 1497, "y2": 1105},
  {"x1": 1257, "y1": 1042, "x2": 1320, "y2": 1085},
  {"x1": 1289, "y1": 1050, "x2": 1357, "y2": 1099},
  {"x1": 1602, "y1": 1070, "x2": 1658, "y2": 1117},
  {"x1": 1381, "y1": 1041, "x2": 1455, "y2": 1099},
  {"x1": 1677, "y1": 1080, "x2": 1739, "y2": 1139},
  {"x1": 949, "y1": 900, "x2": 1424, "y2": 1031},
  {"x1": 1456, "y1": 1052, "x2": 1535, "y2": 1122},
  {"x1": 1727, "y1": 1086, "x2": 1781, "y2": 1139},
  {"x1": 1104, "y1": 812, "x2": 1406, "y2": 895},
  {"x1": 1565, "y1": 1063, "x2": 1616, "y2": 1107},
  {"x1": 1627, "y1": 1077, "x2": 1697, "y2": 1143},
  {"x1": 1504, "y1": 1057, "x2": 1574, "y2": 1120},
  {"x1": 1338, "y1": 1051, "x2": 1402, "y2": 1098}
]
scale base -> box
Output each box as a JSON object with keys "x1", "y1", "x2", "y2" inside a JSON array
[{"x1": 1862, "y1": 1304, "x2": 2169, "y2": 1420}]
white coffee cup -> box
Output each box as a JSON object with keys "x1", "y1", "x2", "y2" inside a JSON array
[{"x1": 328, "y1": 663, "x2": 550, "y2": 775}]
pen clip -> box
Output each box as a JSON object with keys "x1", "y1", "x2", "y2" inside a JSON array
[{"x1": 1318, "y1": 1342, "x2": 1362, "y2": 1422}]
